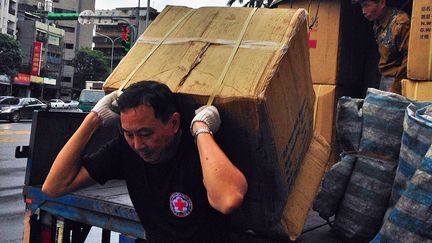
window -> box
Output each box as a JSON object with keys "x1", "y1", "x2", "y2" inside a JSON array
[
  {"x1": 65, "y1": 43, "x2": 74, "y2": 49},
  {"x1": 61, "y1": 26, "x2": 75, "y2": 33},
  {"x1": 0, "y1": 98, "x2": 19, "y2": 105},
  {"x1": 62, "y1": 77, "x2": 71, "y2": 83}
]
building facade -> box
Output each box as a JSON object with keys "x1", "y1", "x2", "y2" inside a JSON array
[
  {"x1": 93, "y1": 7, "x2": 157, "y2": 72},
  {"x1": 16, "y1": 17, "x2": 64, "y2": 99},
  {"x1": 16, "y1": 0, "x2": 95, "y2": 100},
  {"x1": 0, "y1": 0, "x2": 19, "y2": 95},
  {"x1": 0, "y1": 0, "x2": 18, "y2": 35}
]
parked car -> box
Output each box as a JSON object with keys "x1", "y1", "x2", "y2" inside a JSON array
[
  {"x1": 66, "y1": 100, "x2": 79, "y2": 109},
  {"x1": 49, "y1": 99, "x2": 67, "y2": 109},
  {"x1": 0, "y1": 96, "x2": 14, "y2": 101},
  {"x1": 78, "y1": 89, "x2": 105, "y2": 112},
  {"x1": 0, "y1": 97, "x2": 47, "y2": 122}
]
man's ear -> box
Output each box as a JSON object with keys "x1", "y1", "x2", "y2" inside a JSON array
[
  {"x1": 379, "y1": 0, "x2": 386, "y2": 8},
  {"x1": 170, "y1": 112, "x2": 181, "y2": 132}
]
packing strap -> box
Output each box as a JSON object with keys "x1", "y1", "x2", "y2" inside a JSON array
[
  {"x1": 118, "y1": 8, "x2": 196, "y2": 91},
  {"x1": 313, "y1": 85, "x2": 321, "y2": 130},
  {"x1": 206, "y1": 8, "x2": 257, "y2": 106}
]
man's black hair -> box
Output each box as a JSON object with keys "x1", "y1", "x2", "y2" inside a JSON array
[
  {"x1": 117, "y1": 81, "x2": 178, "y2": 123},
  {"x1": 357, "y1": 0, "x2": 383, "y2": 4}
]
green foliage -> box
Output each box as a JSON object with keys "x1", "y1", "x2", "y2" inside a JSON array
[
  {"x1": 0, "y1": 33, "x2": 23, "y2": 78},
  {"x1": 72, "y1": 48, "x2": 109, "y2": 88}
]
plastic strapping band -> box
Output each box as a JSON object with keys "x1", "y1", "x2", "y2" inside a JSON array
[
  {"x1": 313, "y1": 85, "x2": 321, "y2": 130},
  {"x1": 414, "y1": 81, "x2": 419, "y2": 100},
  {"x1": 206, "y1": 8, "x2": 257, "y2": 106},
  {"x1": 118, "y1": 8, "x2": 195, "y2": 91}
]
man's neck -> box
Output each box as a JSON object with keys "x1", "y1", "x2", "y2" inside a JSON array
[
  {"x1": 375, "y1": 7, "x2": 391, "y2": 27},
  {"x1": 158, "y1": 130, "x2": 183, "y2": 164}
]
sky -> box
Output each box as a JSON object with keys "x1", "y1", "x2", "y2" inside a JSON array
[{"x1": 95, "y1": 0, "x2": 241, "y2": 12}]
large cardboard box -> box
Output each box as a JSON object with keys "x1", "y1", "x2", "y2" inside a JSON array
[
  {"x1": 407, "y1": 0, "x2": 432, "y2": 80},
  {"x1": 104, "y1": 6, "x2": 315, "y2": 239},
  {"x1": 401, "y1": 79, "x2": 432, "y2": 101},
  {"x1": 313, "y1": 84, "x2": 336, "y2": 144},
  {"x1": 278, "y1": 0, "x2": 341, "y2": 84}
]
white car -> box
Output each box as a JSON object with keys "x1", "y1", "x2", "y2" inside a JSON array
[
  {"x1": 49, "y1": 99, "x2": 67, "y2": 109},
  {"x1": 66, "y1": 100, "x2": 79, "y2": 109}
]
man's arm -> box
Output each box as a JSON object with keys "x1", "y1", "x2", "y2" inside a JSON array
[
  {"x1": 191, "y1": 106, "x2": 248, "y2": 214},
  {"x1": 42, "y1": 91, "x2": 121, "y2": 197}
]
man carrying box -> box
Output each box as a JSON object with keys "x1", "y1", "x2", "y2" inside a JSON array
[
  {"x1": 42, "y1": 81, "x2": 248, "y2": 242},
  {"x1": 357, "y1": 0, "x2": 410, "y2": 94}
]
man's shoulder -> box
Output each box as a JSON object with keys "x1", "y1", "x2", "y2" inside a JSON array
[{"x1": 391, "y1": 9, "x2": 410, "y2": 25}]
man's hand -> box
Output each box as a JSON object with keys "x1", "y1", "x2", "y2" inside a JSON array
[
  {"x1": 91, "y1": 90, "x2": 122, "y2": 126},
  {"x1": 190, "y1": 105, "x2": 221, "y2": 135}
]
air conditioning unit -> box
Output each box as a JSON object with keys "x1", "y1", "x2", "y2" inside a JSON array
[{"x1": 44, "y1": 0, "x2": 53, "y2": 12}]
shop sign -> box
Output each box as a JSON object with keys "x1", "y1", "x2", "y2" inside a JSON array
[
  {"x1": 43, "y1": 77, "x2": 56, "y2": 85},
  {"x1": 30, "y1": 75, "x2": 44, "y2": 84},
  {"x1": 14, "y1": 73, "x2": 31, "y2": 85},
  {"x1": 31, "y1": 41, "x2": 43, "y2": 76}
]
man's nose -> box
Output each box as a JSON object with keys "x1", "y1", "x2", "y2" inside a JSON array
[{"x1": 133, "y1": 136, "x2": 147, "y2": 150}]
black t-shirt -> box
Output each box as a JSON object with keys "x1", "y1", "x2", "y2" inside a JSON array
[{"x1": 83, "y1": 132, "x2": 228, "y2": 242}]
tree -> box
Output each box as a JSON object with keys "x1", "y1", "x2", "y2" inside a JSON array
[
  {"x1": 227, "y1": 0, "x2": 274, "y2": 8},
  {"x1": 72, "y1": 48, "x2": 109, "y2": 89},
  {"x1": 0, "y1": 33, "x2": 23, "y2": 79}
]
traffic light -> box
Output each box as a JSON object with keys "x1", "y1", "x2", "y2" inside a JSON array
[
  {"x1": 121, "y1": 25, "x2": 132, "y2": 54},
  {"x1": 47, "y1": 12, "x2": 79, "y2": 20}
]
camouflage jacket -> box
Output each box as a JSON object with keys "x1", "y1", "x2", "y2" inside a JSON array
[{"x1": 373, "y1": 7, "x2": 410, "y2": 81}]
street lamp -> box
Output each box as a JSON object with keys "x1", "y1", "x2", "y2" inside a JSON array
[{"x1": 95, "y1": 32, "x2": 122, "y2": 72}]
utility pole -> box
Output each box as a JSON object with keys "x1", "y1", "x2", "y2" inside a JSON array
[{"x1": 136, "y1": 0, "x2": 140, "y2": 41}]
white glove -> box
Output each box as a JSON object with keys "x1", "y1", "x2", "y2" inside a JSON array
[
  {"x1": 91, "y1": 90, "x2": 122, "y2": 126},
  {"x1": 190, "y1": 105, "x2": 221, "y2": 135}
]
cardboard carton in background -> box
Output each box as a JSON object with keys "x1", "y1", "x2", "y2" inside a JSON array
[
  {"x1": 278, "y1": 0, "x2": 341, "y2": 85},
  {"x1": 104, "y1": 6, "x2": 316, "y2": 239},
  {"x1": 407, "y1": 0, "x2": 432, "y2": 80},
  {"x1": 312, "y1": 84, "x2": 336, "y2": 144},
  {"x1": 401, "y1": 79, "x2": 432, "y2": 101}
]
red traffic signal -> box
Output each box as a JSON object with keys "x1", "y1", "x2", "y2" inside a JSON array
[
  {"x1": 120, "y1": 25, "x2": 132, "y2": 53},
  {"x1": 121, "y1": 25, "x2": 129, "y2": 41}
]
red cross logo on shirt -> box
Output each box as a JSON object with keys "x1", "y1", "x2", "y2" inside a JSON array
[
  {"x1": 170, "y1": 192, "x2": 193, "y2": 217},
  {"x1": 174, "y1": 198, "x2": 187, "y2": 211}
]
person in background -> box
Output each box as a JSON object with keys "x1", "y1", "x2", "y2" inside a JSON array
[
  {"x1": 42, "y1": 81, "x2": 248, "y2": 242},
  {"x1": 358, "y1": 0, "x2": 410, "y2": 94}
]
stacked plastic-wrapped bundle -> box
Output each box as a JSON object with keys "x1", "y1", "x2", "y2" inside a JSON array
[
  {"x1": 372, "y1": 104, "x2": 432, "y2": 242},
  {"x1": 314, "y1": 89, "x2": 430, "y2": 242},
  {"x1": 313, "y1": 97, "x2": 363, "y2": 219}
]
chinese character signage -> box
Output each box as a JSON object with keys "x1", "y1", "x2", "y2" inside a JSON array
[
  {"x1": 31, "y1": 41, "x2": 43, "y2": 76},
  {"x1": 14, "y1": 73, "x2": 31, "y2": 85}
]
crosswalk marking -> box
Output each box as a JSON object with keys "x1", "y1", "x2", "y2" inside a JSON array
[
  {"x1": 0, "y1": 131, "x2": 31, "y2": 135},
  {"x1": 0, "y1": 138, "x2": 29, "y2": 142}
]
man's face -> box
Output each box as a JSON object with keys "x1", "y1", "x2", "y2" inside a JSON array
[
  {"x1": 361, "y1": 0, "x2": 385, "y2": 21},
  {"x1": 120, "y1": 104, "x2": 180, "y2": 164}
]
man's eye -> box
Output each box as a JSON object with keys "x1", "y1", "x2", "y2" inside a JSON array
[
  {"x1": 124, "y1": 132, "x2": 134, "y2": 138},
  {"x1": 137, "y1": 131, "x2": 151, "y2": 138}
]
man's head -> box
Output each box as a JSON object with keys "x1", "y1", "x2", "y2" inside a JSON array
[
  {"x1": 117, "y1": 81, "x2": 181, "y2": 164},
  {"x1": 358, "y1": 0, "x2": 386, "y2": 21}
]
